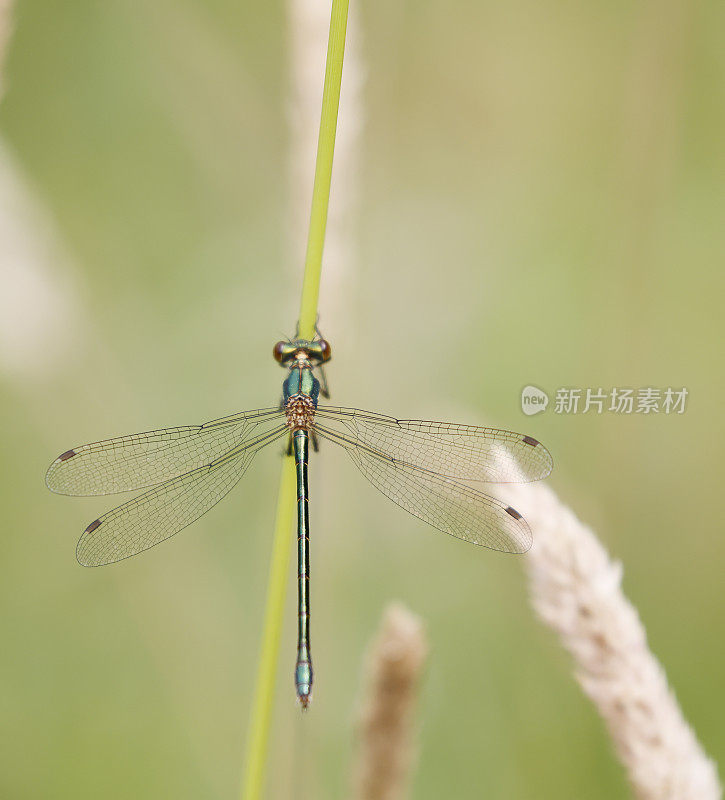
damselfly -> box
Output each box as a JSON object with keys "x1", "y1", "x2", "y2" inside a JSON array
[{"x1": 46, "y1": 336, "x2": 552, "y2": 707}]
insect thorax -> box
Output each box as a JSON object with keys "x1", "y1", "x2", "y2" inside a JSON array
[
  {"x1": 285, "y1": 395, "x2": 316, "y2": 431},
  {"x1": 282, "y1": 362, "x2": 319, "y2": 431}
]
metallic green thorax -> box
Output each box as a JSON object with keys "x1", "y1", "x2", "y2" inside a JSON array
[
  {"x1": 281, "y1": 347, "x2": 323, "y2": 708},
  {"x1": 282, "y1": 361, "x2": 320, "y2": 406}
]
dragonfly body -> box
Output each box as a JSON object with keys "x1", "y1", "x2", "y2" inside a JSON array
[
  {"x1": 46, "y1": 335, "x2": 553, "y2": 708},
  {"x1": 279, "y1": 345, "x2": 325, "y2": 707}
]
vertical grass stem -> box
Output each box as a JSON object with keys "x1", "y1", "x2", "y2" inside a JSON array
[{"x1": 241, "y1": 2, "x2": 350, "y2": 797}]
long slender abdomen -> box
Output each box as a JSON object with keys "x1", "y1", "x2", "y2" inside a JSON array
[{"x1": 293, "y1": 428, "x2": 313, "y2": 707}]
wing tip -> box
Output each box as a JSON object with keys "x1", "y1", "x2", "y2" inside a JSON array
[
  {"x1": 520, "y1": 435, "x2": 554, "y2": 479},
  {"x1": 45, "y1": 450, "x2": 78, "y2": 494},
  {"x1": 76, "y1": 519, "x2": 105, "y2": 567},
  {"x1": 540, "y1": 447, "x2": 555, "y2": 478},
  {"x1": 503, "y1": 505, "x2": 533, "y2": 554},
  {"x1": 45, "y1": 472, "x2": 64, "y2": 494},
  {"x1": 75, "y1": 544, "x2": 95, "y2": 567}
]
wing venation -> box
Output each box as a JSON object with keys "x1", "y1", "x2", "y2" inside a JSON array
[
  {"x1": 314, "y1": 406, "x2": 552, "y2": 483},
  {"x1": 315, "y1": 424, "x2": 532, "y2": 553},
  {"x1": 76, "y1": 424, "x2": 288, "y2": 566},
  {"x1": 46, "y1": 408, "x2": 283, "y2": 496}
]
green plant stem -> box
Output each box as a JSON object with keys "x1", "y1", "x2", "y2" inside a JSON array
[
  {"x1": 298, "y1": 0, "x2": 350, "y2": 340},
  {"x1": 241, "y1": 456, "x2": 296, "y2": 800},
  {"x1": 241, "y1": 2, "x2": 350, "y2": 798}
]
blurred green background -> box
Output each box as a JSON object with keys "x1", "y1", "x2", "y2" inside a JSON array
[{"x1": 1, "y1": 0, "x2": 723, "y2": 797}]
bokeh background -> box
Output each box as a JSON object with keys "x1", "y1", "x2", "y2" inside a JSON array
[{"x1": 1, "y1": 0, "x2": 723, "y2": 798}]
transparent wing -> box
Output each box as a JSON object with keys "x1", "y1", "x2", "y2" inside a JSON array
[
  {"x1": 315, "y1": 424, "x2": 531, "y2": 553},
  {"x1": 46, "y1": 408, "x2": 284, "y2": 496},
  {"x1": 76, "y1": 425, "x2": 288, "y2": 566},
  {"x1": 314, "y1": 406, "x2": 552, "y2": 483}
]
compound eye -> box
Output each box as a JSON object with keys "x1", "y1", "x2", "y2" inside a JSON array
[
  {"x1": 319, "y1": 339, "x2": 332, "y2": 362},
  {"x1": 272, "y1": 341, "x2": 286, "y2": 363}
]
